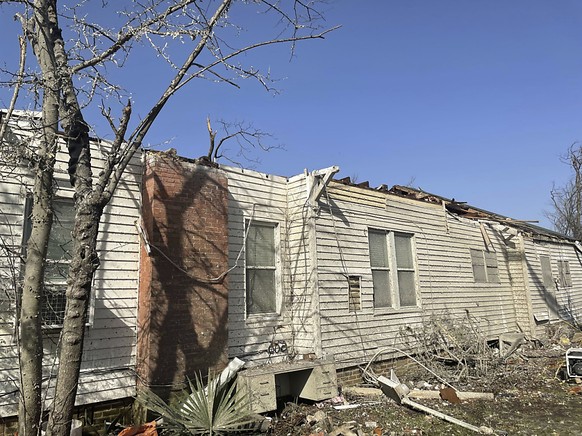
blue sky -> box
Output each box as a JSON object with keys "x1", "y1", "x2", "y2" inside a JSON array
[{"x1": 2, "y1": 1, "x2": 582, "y2": 228}]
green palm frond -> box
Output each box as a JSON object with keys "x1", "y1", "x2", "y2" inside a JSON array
[{"x1": 137, "y1": 371, "x2": 257, "y2": 435}]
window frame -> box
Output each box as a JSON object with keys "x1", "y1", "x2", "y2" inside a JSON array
[
  {"x1": 368, "y1": 228, "x2": 419, "y2": 310},
  {"x1": 558, "y1": 259, "x2": 572, "y2": 288},
  {"x1": 21, "y1": 195, "x2": 91, "y2": 329},
  {"x1": 244, "y1": 219, "x2": 282, "y2": 318},
  {"x1": 470, "y1": 248, "x2": 500, "y2": 284},
  {"x1": 539, "y1": 255, "x2": 554, "y2": 290}
]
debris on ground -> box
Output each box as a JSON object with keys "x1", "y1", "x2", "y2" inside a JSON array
[{"x1": 269, "y1": 322, "x2": 582, "y2": 435}]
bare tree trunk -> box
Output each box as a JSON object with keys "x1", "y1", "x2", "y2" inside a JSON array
[
  {"x1": 9, "y1": 2, "x2": 334, "y2": 435},
  {"x1": 18, "y1": 1, "x2": 61, "y2": 434},
  {"x1": 46, "y1": 196, "x2": 102, "y2": 436},
  {"x1": 18, "y1": 169, "x2": 55, "y2": 436}
]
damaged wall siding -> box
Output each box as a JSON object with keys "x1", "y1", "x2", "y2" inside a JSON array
[
  {"x1": 285, "y1": 174, "x2": 319, "y2": 355},
  {"x1": 0, "y1": 136, "x2": 141, "y2": 417},
  {"x1": 524, "y1": 238, "x2": 582, "y2": 328},
  {"x1": 315, "y1": 182, "x2": 521, "y2": 367}
]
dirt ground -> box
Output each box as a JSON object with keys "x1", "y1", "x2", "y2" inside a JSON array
[{"x1": 268, "y1": 325, "x2": 582, "y2": 435}]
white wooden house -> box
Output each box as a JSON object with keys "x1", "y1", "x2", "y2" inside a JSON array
[
  {"x1": 144, "y1": 156, "x2": 582, "y2": 373},
  {"x1": 1, "y1": 138, "x2": 581, "y2": 420}
]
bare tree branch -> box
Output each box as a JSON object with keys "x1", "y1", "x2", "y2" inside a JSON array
[
  {"x1": 0, "y1": 35, "x2": 26, "y2": 146},
  {"x1": 547, "y1": 144, "x2": 582, "y2": 240}
]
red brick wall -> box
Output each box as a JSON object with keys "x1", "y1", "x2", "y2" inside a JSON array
[{"x1": 137, "y1": 153, "x2": 229, "y2": 398}]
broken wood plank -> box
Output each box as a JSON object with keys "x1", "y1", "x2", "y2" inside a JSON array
[
  {"x1": 401, "y1": 397, "x2": 494, "y2": 434},
  {"x1": 408, "y1": 389, "x2": 494, "y2": 401},
  {"x1": 377, "y1": 374, "x2": 495, "y2": 434},
  {"x1": 342, "y1": 387, "x2": 383, "y2": 397}
]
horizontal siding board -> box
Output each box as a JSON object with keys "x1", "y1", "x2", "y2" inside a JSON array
[
  {"x1": 315, "y1": 184, "x2": 519, "y2": 362},
  {"x1": 0, "y1": 134, "x2": 141, "y2": 417}
]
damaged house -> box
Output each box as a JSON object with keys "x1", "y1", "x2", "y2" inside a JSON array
[
  {"x1": 137, "y1": 152, "x2": 582, "y2": 412},
  {"x1": 1, "y1": 117, "x2": 582, "y2": 420}
]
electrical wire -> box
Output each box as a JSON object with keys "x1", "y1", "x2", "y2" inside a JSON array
[{"x1": 135, "y1": 204, "x2": 256, "y2": 284}]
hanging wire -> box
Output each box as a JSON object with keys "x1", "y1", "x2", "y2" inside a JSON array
[{"x1": 135, "y1": 204, "x2": 257, "y2": 284}]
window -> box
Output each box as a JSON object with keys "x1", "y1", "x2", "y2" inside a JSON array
[
  {"x1": 369, "y1": 231, "x2": 391, "y2": 308},
  {"x1": 22, "y1": 197, "x2": 75, "y2": 326},
  {"x1": 348, "y1": 276, "x2": 361, "y2": 312},
  {"x1": 245, "y1": 221, "x2": 279, "y2": 315},
  {"x1": 43, "y1": 199, "x2": 75, "y2": 326},
  {"x1": 470, "y1": 249, "x2": 499, "y2": 284},
  {"x1": 368, "y1": 229, "x2": 418, "y2": 309},
  {"x1": 540, "y1": 255, "x2": 554, "y2": 290},
  {"x1": 558, "y1": 260, "x2": 572, "y2": 288}
]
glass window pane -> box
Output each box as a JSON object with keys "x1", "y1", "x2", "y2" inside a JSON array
[
  {"x1": 246, "y1": 269, "x2": 276, "y2": 314},
  {"x1": 484, "y1": 251, "x2": 499, "y2": 283},
  {"x1": 398, "y1": 271, "x2": 416, "y2": 306},
  {"x1": 564, "y1": 261, "x2": 572, "y2": 287},
  {"x1": 559, "y1": 260, "x2": 572, "y2": 287},
  {"x1": 369, "y1": 231, "x2": 388, "y2": 268},
  {"x1": 45, "y1": 262, "x2": 68, "y2": 283},
  {"x1": 372, "y1": 270, "x2": 391, "y2": 308},
  {"x1": 470, "y1": 249, "x2": 487, "y2": 283},
  {"x1": 246, "y1": 223, "x2": 275, "y2": 267},
  {"x1": 47, "y1": 199, "x2": 74, "y2": 261},
  {"x1": 394, "y1": 234, "x2": 413, "y2": 269}
]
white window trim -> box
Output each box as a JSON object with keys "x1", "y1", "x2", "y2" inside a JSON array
[
  {"x1": 368, "y1": 228, "x2": 420, "y2": 311},
  {"x1": 21, "y1": 194, "x2": 95, "y2": 329},
  {"x1": 244, "y1": 218, "x2": 282, "y2": 320}
]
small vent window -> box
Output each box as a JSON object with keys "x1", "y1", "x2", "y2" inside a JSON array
[{"x1": 348, "y1": 275, "x2": 361, "y2": 312}]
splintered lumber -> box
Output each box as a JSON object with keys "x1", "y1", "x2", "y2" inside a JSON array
[
  {"x1": 400, "y1": 397, "x2": 494, "y2": 434},
  {"x1": 408, "y1": 389, "x2": 495, "y2": 401},
  {"x1": 377, "y1": 375, "x2": 495, "y2": 434}
]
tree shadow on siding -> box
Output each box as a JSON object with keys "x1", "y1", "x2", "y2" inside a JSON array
[{"x1": 139, "y1": 157, "x2": 229, "y2": 401}]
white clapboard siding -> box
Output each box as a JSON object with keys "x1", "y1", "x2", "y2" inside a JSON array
[
  {"x1": 222, "y1": 165, "x2": 318, "y2": 362},
  {"x1": 0, "y1": 164, "x2": 28, "y2": 399},
  {"x1": 0, "y1": 129, "x2": 141, "y2": 417},
  {"x1": 285, "y1": 176, "x2": 315, "y2": 355},
  {"x1": 222, "y1": 166, "x2": 294, "y2": 363},
  {"x1": 523, "y1": 237, "x2": 582, "y2": 330},
  {"x1": 315, "y1": 182, "x2": 521, "y2": 368}
]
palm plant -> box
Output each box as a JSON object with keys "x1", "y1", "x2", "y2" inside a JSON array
[{"x1": 137, "y1": 372, "x2": 257, "y2": 435}]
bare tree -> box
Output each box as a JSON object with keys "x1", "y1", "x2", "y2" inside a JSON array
[
  {"x1": 0, "y1": 1, "x2": 336, "y2": 435},
  {"x1": 548, "y1": 144, "x2": 582, "y2": 240},
  {"x1": 206, "y1": 117, "x2": 278, "y2": 165}
]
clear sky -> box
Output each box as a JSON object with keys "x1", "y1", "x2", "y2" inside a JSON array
[{"x1": 2, "y1": 1, "x2": 582, "y2": 228}]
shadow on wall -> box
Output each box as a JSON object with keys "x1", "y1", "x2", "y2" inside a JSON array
[{"x1": 138, "y1": 154, "x2": 230, "y2": 400}]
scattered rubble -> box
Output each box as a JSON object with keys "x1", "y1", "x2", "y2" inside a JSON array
[{"x1": 269, "y1": 322, "x2": 582, "y2": 435}]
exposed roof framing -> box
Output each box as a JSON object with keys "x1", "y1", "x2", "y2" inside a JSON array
[{"x1": 330, "y1": 178, "x2": 576, "y2": 243}]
